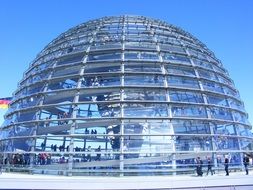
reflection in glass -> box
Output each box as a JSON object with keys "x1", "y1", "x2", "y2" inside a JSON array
[
  {"x1": 170, "y1": 91, "x2": 204, "y2": 103},
  {"x1": 172, "y1": 105, "x2": 207, "y2": 118},
  {"x1": 168, "y1": 76, "x2": 199, "y2": 89},
  {"x1": 125, "y1": 89, "x2": 166, "y2": 101},
  {"x1": 125, "y1": 75, "x2": 164, "y2": 86},
  {"x1": 173, "y1": 120, "x2": 210, "y2": 134},
  {"x1": 124, "y1": 103, "x2": 168, "y2": 117},
  {"x1": 209, "y1": 107, "x2": 233, "y2": 121},
  {"x1": 166, "y1": 65, "x2": 195, "y2": 77}
]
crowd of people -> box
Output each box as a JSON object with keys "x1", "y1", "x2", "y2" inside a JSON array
[
  {"x1": 42, "y1": 111, "x2": 71, "y2": 128},
  {"x1": 195, "y1": 155, "x2": 250, "y2": 177},
  {"x1": 0, "y1": 153, "x2": 51, "y2": 167},
  {"x1": 0, "y1": 153, "x2": 251, "y2": 176},
  {"x1": 57, "y1": 112, "x2": 70, "y2": 125}
]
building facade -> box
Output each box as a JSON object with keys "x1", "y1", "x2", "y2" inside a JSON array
[{"x1": 0, "y1": 15, "x2": 252, "y2": 176}]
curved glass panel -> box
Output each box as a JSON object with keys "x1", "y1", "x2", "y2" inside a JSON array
[
  {"x1": 172, "y1": 105, "x2": 207, "y2": 118},
  {"x1": 168, "y1": 76, "x2": 200, "y2": 89},
  {"x1": 169, "y1": 90, "x2": 204, "y2": 103}
]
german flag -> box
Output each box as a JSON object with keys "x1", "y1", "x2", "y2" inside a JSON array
[{"x1": 0, "y1": 97, "x2": 12, "y2": 109}]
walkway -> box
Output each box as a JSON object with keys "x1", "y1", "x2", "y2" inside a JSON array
[{"x1": 0, "y1": 172, "x2": 253, "y2": 189}]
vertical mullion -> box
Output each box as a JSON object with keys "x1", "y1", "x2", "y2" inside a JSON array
[{"x1": 119, "y1": 15, "x2": 126, "y2": 176}]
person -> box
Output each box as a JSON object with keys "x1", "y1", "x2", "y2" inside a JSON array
[
  {"x1": 63, "y1": 112, "x2": 69, "y2": 124},
  {"x1": 196, "y1": 157, "x2": 203, "y2": 176},
  {"x1": 57, "y1": 112, "x2": 62, "y2": 125},
  {"x1": 44, "y1": 117, "x2": 49, "y2": 127},
  {"x1": 86, "y1": 146, "x2": 92, "y2": 162},
  {"x1": 41, "y1": 142, "x2": 45, "y2": 151},
  {"x1": 53, "y1": 144, "x2": 57, "y2": 152},
  {"x1": 0, "y1": 159, "x2": 2, "y2": 175},
  {"x1": 94, "y1": 129, "x2": 97, "y2": 138},
  {"x1": 206, "y1": 157, "x2": 213, "y2": 176},
  {"x1": 243, "y1": 155, "x2": 250, "y2": 175},
  {"x1": 96, "y1": 146, "x2": 101, "y2": 161},
  {"x1": 224, "y1": 156, "x2": 229, "y2": 176}
]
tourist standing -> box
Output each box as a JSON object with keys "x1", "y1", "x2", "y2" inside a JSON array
[
  {"x1": 87, "y1": 146, "x2": 92, "y2": 162},
  {"x1": 224, "y1": 156, "x2": 229, "y2": 176},
  {"x1": 0, "y1": 159, "x2": 2, "y2": 174},
  {"x1": 206, "y1": 157, "x2": 213, "y2": 176},
  {"x1": 96, "y1": 146, "x2": 101, "y2": 161},
  {"x1": 196, "y1": 157, "x2": 203, "y2": 176},
  {"x1": 243, "y1": 155, "x2": 250, "y2": 175}
]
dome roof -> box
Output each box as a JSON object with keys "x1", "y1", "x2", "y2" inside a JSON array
[{"x1": 1, "y1": 15, "x2": 252, "y2": 176}]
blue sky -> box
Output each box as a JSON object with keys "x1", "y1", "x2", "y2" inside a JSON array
[{"x1": 0, "y1": 0, "x2": 252, "y2": 125}]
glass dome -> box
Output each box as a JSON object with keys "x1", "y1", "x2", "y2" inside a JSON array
[{"x1": 0, "y1": 15, "x2": 252, "y2": 176}]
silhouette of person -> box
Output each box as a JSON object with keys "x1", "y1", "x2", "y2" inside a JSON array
[
  {"x1": 243, "y1": 155, "x2": 250, "y2": 175},
  {"x1": 224, "y1": 156, "x2": 229, "y2": 176}
]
